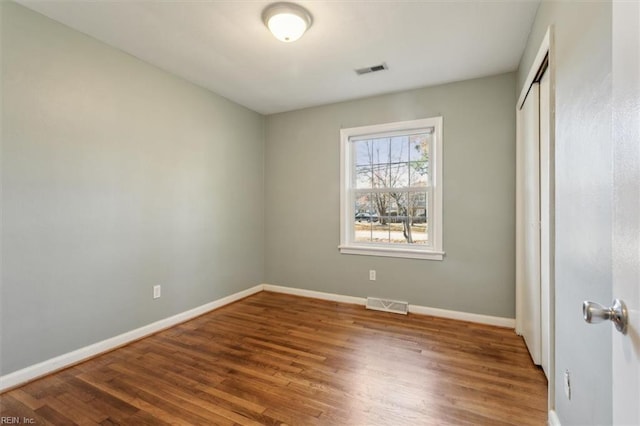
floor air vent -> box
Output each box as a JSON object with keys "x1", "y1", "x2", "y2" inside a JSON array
[{"x1": 365, "y1": 297, "x2": 409, "y2": 315}]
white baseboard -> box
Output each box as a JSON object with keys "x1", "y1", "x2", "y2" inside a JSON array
[
  {"x1": 1, "y1": 283, "x2": 515, "y2": 392},
  {"x1": 0, "y1": 284, "x2": 263, "y2": 392},
  {"x1": 548, "y1": 410, "x2": 561, "y2": 426},
  {"x1": 408, "y1": 304, "x2": 515, "y2": 328},
  {"x1": 262, "y1": 284, "x2": 367, "y2": 306},
  {"x1": 262, "y1": 283, "x2": 515, "y2": 328}
]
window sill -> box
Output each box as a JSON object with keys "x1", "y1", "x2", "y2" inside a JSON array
[{"x1": 338, "y1": 245, "x2": 445, "y2": 260}]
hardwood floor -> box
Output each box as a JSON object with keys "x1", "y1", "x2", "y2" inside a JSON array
[{"x1": 0, "y1": 291, "x2": 548, "y2": 425}]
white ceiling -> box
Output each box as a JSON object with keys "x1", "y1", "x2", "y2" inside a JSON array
[{"x1": 18, "y1": 0, "x2": 540, "y2": 115}]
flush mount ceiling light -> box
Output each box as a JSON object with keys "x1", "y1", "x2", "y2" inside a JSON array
[{"x1": 262, "y1": 2, "x2": 312, "y2": 43}]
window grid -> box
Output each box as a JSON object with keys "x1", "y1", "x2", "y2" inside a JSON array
[{"x1": 350, "y1": 132, "x2": 432, "y2": 247}]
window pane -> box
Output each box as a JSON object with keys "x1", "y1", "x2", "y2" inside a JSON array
[
  {"x1": 410, "y1": 161, "x2": 429, "y2": 187},
  {"x1": 409, "y1": 132, "x2": 432, "y2": 161},
  {"x1": 354, "y1": 193, "x2": 374, "y2": 242},
  {"x1": 390, "y1": 163, "x2": 409, "y2": 188},
  {"x1": 378, "y1": 193, "x2": 395, "y2": 226},
  {"x1": 409, "y1": 192, "x2": 428, "y2": 245},
  {"x1": 408, "y1": 192, "x2": 427, "y2": 220},
  {"x1": 355, "y1": 140, "x2": 373, "y2": 166},
  {"x1": 409, "y1": 133, "x2": 430, "y2": 187},
  {"x1": 410, "y1": 222, "x2": 428, "y2": 244},
  {"x1": 371, "y1": 192, "x2": 388, "y2": 224},
  {"x1": 371, "y1": 138, "x2": 390, "y2": 165},
  {"x1": 371, "y1": 221, "x2": 391, "y2": 244},
  {"x1": 389, "y1": 136, "x2": 409, "y2": 163},
  {"x1": 386, "y1": 195, "x2": 406, "y2": 244},
  {"x1": 370, "y1": 193, "x2": 389, "y2": 243},
  {"x1": 355, "y1": 165, "x2": 372, "y2": 189},
  {"x1": 372, "y1": 163, "x2": 389, "y2": 188}
]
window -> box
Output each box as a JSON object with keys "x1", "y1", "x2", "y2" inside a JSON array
[{"x1": 339, "y1": 117, "x2": 444, "y2": 260}]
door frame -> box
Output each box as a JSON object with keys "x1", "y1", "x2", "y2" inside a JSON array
[{"x1": 515, "y1": 25, "x2": 556, "y2": 417}]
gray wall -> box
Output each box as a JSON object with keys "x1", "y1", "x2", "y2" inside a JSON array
[
  {"x1": 1, "y1": 2, "x2": 265, "y2": 375},
  {"x1": 265, "y1": 73, "x2": 517, "y2": 318},
  {"x1": 518, "y1": 2, "x2": 613, "y2": 425}
]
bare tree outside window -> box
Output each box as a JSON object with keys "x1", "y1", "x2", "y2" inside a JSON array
[{"x1": 353, "y1": 130, "x2": 432, "y2": 245}]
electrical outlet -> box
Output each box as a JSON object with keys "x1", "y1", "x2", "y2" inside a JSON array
[
  {"x1": 153, "y1": 285, "x2": 161, "y2": 299},
  {"x1": 369, "y1": 270, "x2": 376, "y2": 281},
  {"x1": 564, "y1": 370, "x2": 571, "y2": 400}
]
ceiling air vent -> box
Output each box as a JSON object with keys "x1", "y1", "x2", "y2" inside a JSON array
[{"x1": 355, "y1": 63, "x2": 388, "y2": 76}]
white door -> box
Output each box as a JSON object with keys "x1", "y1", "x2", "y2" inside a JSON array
[
  {"x1": 583, "y1": 6, "x2": 639, "y2": 421},
  {"x1": 517, "y1": 70, "x2": 553, "y2": 372},
  {"x1": 611, "y1": 2, "x2": 640, "y2": 424},
  {"x1": 519, "y1": 83, "x2": 541, "y2": 366},
  {"x1": 539, "y1": 68, "x2": 552, "y2": 378}
]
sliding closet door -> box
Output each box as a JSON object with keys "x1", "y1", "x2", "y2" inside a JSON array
[
  {"x1": 539, "y1": 69, "x2": 551, "y2": 377},
  {"x1": 519, "y1": 83, "x2": 542, "y2": 366}
]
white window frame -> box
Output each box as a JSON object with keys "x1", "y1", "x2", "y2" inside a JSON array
[{"x1": 339, "y1": 117, "x2": 444, "y2": 260}]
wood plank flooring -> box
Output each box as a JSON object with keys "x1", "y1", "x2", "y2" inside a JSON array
[{"x1": 0, "y1": 291, "x2": 548, "y2": 425}]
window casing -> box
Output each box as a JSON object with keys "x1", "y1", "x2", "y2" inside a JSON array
[{"x1": 339, "y1": 117, "x2": 444, "y2": 260}]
